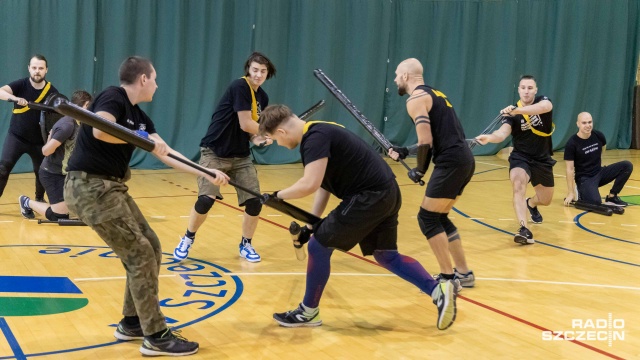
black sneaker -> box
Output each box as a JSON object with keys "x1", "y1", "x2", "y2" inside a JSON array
[
  {"x1": 113, "y1": 320, "x2": 144, "y2": 341},
  {"x1": 273, "y1": 303, "x2": 322, "y2": 327},
  {"x1": 140, "y1": 329, "x2": 199, "y2": 356},
  {"x1": 514, "y1": 225, "x2": 535, "y2": 245},
  {"x1": 604, "y1": 195, "x2": 627, "y2": 207},
  {"x1": 18, "y1": 196, "x2": 35, "y2": 219},
  {"x1": 526, "y1": 198, "x2": 543, "y2": 223}
]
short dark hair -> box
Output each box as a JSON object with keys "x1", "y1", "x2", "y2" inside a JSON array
[
  {"x1": 119, "y1": 56, "x2": 154, "y2": 85},
  {"x1": 258, "y1": 104, "x2": 293, "y2": 135},
  {"x1": 30, "y1": 54, "x2": 48, "y2": 68},
  {"x1": 71, "y1": 90, "x2": 93, "y2": 107},
  {"x1": 519, "y1": 74, "x2": 537, "y2": 84},
  {"x1": 244, "y1": 52, "x2": 276, "y2": 80}
]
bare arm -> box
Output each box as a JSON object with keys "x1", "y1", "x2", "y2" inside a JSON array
[
  {"x1": 475, "y1": 123, "x2": 512, "y2": 145},
  {"x1": 149, "y1": 133, "x2": 229, "y2": 186},
  {"x1": 389, "y1": 92, "x2": 433, "y2": 160},
  {"x1": 42, "y1": 138, "x2": 62, "y2": 156},
  {"x1": 238, "y1": 110, "x2": 272, "y2": 146},
  {"x1": 505, "y1": 99, "x2": 553, "y2": 116},
  {"x1": 92, "y1": 111, "x2": 127, "y2": 144},
  {"x1": 277, "y1": 158, "x2": 328, "y2": 200},
  {"x1": 309, "y1": 188, "x2": 331, "y2": 227},
  {"x1": 564, "y1": 160, "x2": 576, "y2": 206},
  {"x1": 0, "y1": 85, "x2": 27, "y2": 106}
]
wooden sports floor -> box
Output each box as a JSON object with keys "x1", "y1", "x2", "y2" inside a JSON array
[{"x1": 0, "y1": 150, "x2": 638, "y2": 359}]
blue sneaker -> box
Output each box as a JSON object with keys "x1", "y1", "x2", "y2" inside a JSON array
[
  {"x1": 173, "y1": 236, "x2": 194, "y2": 261},
  {"x1": 18, "y1": 195, "x2": 35, "y2": 219},
  {"x1": 431, "y1": 280, "x2": 457, "y2": 330},
  {"x1": 239, "y1": 242, "x2": 261, "y2": 262}
]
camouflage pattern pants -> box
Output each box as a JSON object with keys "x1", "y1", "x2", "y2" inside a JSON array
[{"x1": 64, "y1": 171, "x2": 166, "y2": 335}]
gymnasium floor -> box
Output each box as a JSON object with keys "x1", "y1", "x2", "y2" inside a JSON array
[{"x1": 0, "y1": 150, "x2": 638, "y2": 359}]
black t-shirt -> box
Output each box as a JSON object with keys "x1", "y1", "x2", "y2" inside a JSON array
[
  {"x1": 8, "y1": 77, "x2": 59, "y2": 144},
  {"x1": 67, "y1": 86, "x2": 157, "y2": 178},
  {"x1": 564, "y1": 130, "x2": 606, "y2": 181},
  {"x1": 300, "y1": 122, "x2": 395, "y2": 199},
  {"x1": 200, "y1": 78, "x2": 268, "y2": 158},
  {"x1": 502, "y1": 95, "x2": 554, "y2": 161},
  {"x1": 41, "y1": 116, "x2": 78, "y2": 175},
  {"x1": 413, "y1": 85, "x2": 474, "y2": 166}
]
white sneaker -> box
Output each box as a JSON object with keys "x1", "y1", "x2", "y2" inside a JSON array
[
  {"x1": 431, "y1": 280, "x2": 457, "y2": 330},
  {"x1": 239, "y1": 242, "x2": 261, "y2": 262},
  {"x1": 173, "y1": 236, "x2": 194, "y2": 261}
]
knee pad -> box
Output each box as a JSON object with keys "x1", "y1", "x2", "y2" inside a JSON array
[
  {"x1": 440, "y1": 214, "x2": 459, "y2": 242},
  {"x1": 417, "y1": 208, "x2": 445, "y2": 239},
  {"x1": 45, "y1": 207, "x2": 70, "y2": 221},
  {"x1": 194, "y1": 195, "x2": 215, "y2": 214},
  {"x1": 244, "y1": 197, "x2": 263, "y2": 216},
  {"x1": 373, "y1": 250, "x2": 399, "y2": 267}
]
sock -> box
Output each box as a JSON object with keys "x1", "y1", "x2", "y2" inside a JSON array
[
  {"x1": 373, "y1": 250, "x2": 439, "y2": 294},
  {"x1": 241, "y1": 236, "x2": 251, "y2": 245},
  {"x1": 439, "y1": 273, "x2": 455, "y2": 280},
  {"x1": 300, "y1": 302, "x2": 318, "y2": 315},
  {"x1": 302, "y1": 237, "x2": 334, "y2": 308},
  {"x1": 185, "y1": 230, "x2": 196, "y2": 239},
  {"x1": 124, "y1": 315, "x2": 140, "y2": 326},
  {"x1": 150, "y1": 328, "x2": 169, "y2": 339}
]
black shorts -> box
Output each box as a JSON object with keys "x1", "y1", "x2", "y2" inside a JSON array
[
  {"x1": 314, "y1": 180, "x2": 401, "y2": 256},
  {"x1": 508, "y1": 152, "x2": 556, "y2": 187},
  {"x1": 39, "y1": 168, "x2": 65, "y2": 204},
  {"x1": 425, "y1": 162, "x2": 475, "y2": 199}
]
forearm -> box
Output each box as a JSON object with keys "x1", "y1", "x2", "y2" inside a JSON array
[
  {"x1": 565, "y1": 169, "x2": 575, "y2": 195},
  {"x1": 514, "y1": 101, "x2": 552, "y2": 115},
  {"x1": 277, "y1": 178, "x2": 319, "y2": 200},
  {"x1": 310, "y1": 188, "x2": 330, "y2": 218}
]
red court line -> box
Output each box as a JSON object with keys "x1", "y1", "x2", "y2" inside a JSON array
[{"x1": 214, "y1": 199, "x2": 625, "y2": 359}]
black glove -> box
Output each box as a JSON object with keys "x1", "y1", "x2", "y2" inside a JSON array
[
  {"x1": 260, "y1": 191, "x2": 281, "y2": 205},
  {"x1": 407, "y1": 168, "x2": 425, "y2": 183},
  {"x1": 391, "y1": 146, "x2": 409, "y2": 160},
  {"x1": 298, "y1": 226, "x2": 312, "y2": 246}
]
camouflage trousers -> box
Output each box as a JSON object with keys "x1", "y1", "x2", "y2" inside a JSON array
[{"x1": 64, "y1": 171, "x2": 166, "y2": 335}]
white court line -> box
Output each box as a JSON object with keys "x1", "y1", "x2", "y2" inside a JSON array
[
  {"x1": 558, "y1": 220, "x2": 576, "y2": 223},
  {"x1": 266, "y1": 214, "x2": 282, "y2": 217},
  {"x1": 0, "y1": 221, "x2": 14, "y2": 223},
  {"x1": 498, "y1": 218, "x2": 514, "y2": 221},
  {"x1": 226, "y1": 272, "x2": 640, "y2": 291},
  {"x1": 624, "y1": 185, "x2": 640, "y2": 189},
  {"x1": 75, "y1": 274, "x2": 177, "y2": 282},
  {"x1": 150, "y1": 216, "x2": 166, "y2": 219},
  {"x1": 621, "y1": 224, "x2": 638, "y2": 227},
  {"x1": 475, "y1": 161, "x2": 508, "y2": 169},
  {"x1": 468, "y1": 218, "x2": 485, "y2": 220},
  {"x1": 589, "y1": 222, "x2": 605, "y2": 225}
]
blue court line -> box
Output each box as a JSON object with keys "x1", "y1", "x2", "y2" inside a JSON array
[
  {"x1": 0, "y1": 318, "x2": 25, "y2": 360},
  {"x1": 574, "y1": 212, "x2": 640, "y2": 245},
  {"x1": 451, "y1": 208, "x2": 640, "y2": 268},
  {"x1": 0, "y1": 246, "x2": 243, "y2": 359},
  {"x1": 0, "y1": 276, "x2": 82, "y2": 294}
]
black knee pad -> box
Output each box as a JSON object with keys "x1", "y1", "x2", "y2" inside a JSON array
[
  {"x1": 194, "y1": 195, "x2": 215, "y2": 214},
  {"x1": 244, "y1": 197, "x2": 263, "y2": 216},
  {"x1": 417, "y1": 208, "x2": 445, "y2": 239},
  {"x1": 45, "y1": 207, "x2": 70, "y2": 221},
  {"x1": 440, "y1": 213, "x2": 459, "y2": 242}
]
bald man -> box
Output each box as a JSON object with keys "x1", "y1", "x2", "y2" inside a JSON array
[
  {"x1": 389, "y1": 58, "x2": 475, "y2": 292},
  {"x1": 564, "y1": 112, "x2": 633, "y2": 207},
  {"x1": 475, "y1": 75, "x2": 554, "y2": 245}
]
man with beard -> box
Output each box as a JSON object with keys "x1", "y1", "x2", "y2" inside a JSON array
[
  {"x1": 173, "y1": 52, "x2": 276, "y2": 263},
  {"x1": 475, "y1": 75, "x2": 555, "y2": 245},
  {"x1": 0, "y1": 55, "x2": 59, "y2": 208},
  {"x1": 388, "y1": 58, "x2": 475, "y2": 292}
]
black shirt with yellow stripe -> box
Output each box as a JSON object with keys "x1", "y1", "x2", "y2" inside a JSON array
[{"x1": 8, "y1": 77, "x2": 58, "y2": 144}]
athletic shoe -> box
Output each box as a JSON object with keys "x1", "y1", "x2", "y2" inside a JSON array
[
  {"x1": 431, "y1": 280, "x2": 457, "y2": 330},
  {"x1": 18, "y1": 195, "x2": 35, "y2": 219},
  {"x1": 173, "y1": 236, "x2": 194, "y2": 261},
  {"x1": 514, "y1": 224, "x2": 535, "y2": 245},
  {"x1": 432, "y1": 273, "x2": 462, "y2": 293},
  {"x1": 604, "y1": 195, "x2": 627, "y2": 207},
  {"x1": 239, "y1": 242, "x2": 261, "y2": 262},
  {"x1": 113, "y1": 320, "x2": 144, "y2": 341},
  {"x1": 273, "y1": 303, "x2": 322, "y2": 327},
  {"x1": 454, "y1": 268, "x2": 475, "y2": 288},
  {"x1": 526, "y1": 198, "x2": 543, "y2": 223},
  {"x1": 139, "y1": 329, "x2": 199, "y2": 356}
]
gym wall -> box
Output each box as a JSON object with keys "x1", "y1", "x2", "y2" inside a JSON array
[{"x1": 1, "y1": 0, "x2": 638, "y2": 171}]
